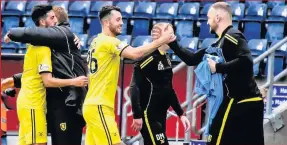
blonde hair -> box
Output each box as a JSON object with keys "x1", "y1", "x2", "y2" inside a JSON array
[
  {"x1": 211, "y1": 2, "x2": 232, "y2": 19},
  {"x1": 53, "y1": 6, "x2": 69, "y2": 23}
]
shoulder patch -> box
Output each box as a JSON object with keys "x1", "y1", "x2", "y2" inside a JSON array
[
  {"x1": 117, "y1": 41, "x2": 129, "y2": 50},
  {"x1": 224, "y1": 34, "x2": 238, "y2": 45},
  {"x1": 38, "y1": 64, "x2": 50, "y2": 72}
]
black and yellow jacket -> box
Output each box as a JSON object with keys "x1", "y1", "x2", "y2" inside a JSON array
[
  {"x1": 168, "y1": 25, "x2": 261, "y2": 100},
  {"x1": 8, "y1": 22, "x2": 87, "y2": 114}
]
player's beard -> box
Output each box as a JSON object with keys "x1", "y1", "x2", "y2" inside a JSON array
[
  {"x1": 109, "y1": 25, "x2": 121, "y2": 36},
  {"x1": 209, "y1": 24, "x2": 217, "y2": 35}
]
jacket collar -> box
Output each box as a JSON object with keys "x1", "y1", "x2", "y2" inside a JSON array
[
  {"x1": 58, "y1": 21, "x2": 70, "y2": 27},
  {"x1": 213, "y1": 25, "x2": 233, "y2": 47},
  {"x1": 219, "y1": 25, "x2": 233, "y2": 39}
]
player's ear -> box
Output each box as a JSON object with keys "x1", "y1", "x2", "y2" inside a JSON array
[{"x1": 39, "y1": 19, "x2": 46, "y2": 27}]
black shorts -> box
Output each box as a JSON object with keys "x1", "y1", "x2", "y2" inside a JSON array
[
  {"x1": 47, "y1": 107, "x2": 85, "y2": 145},
  {"x1": 207, "y1": 96, "x2": 265, "y2": 145}
]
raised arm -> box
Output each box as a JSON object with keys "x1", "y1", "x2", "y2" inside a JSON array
[
  {"x1": 7, "y1": 26, "x2": 66, "y2": 47},
  {"x1": 168, "y1": 40, "x2": 206, "y2": 66}
]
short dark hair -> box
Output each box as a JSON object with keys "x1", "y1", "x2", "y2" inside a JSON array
[
  {"x1": 31, "y1": 4, "x2": 53, "y2": 26},
  {"x1": 99, "y1": 5, "x2": 121, "y2": 21}
]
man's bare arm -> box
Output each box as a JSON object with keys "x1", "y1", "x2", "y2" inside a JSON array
[{"x1": 41, "y1": 73, "x2": 88, "y2": 88}]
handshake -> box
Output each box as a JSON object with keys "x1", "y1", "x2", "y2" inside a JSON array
[{"x1": 151, "y1": 23, "x2": 177, "y2": 45}]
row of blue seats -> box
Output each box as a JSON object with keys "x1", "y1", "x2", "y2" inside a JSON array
[
  {"x1": 2, "y1": 15, "x2": 286, "y2": 44},
  {"x1": 2, "y1": 35, "x2": 286, "y2": 76},
  {"x1": 2, "y1": 0, "x2": 286, "y2": 17},
  {"x1": 2, "y1": 1, "x2": 287, "y2": 19},
  {"x1": 2, "y1": 35, "x2": 286, "y2": 55},
  {"x1": 2, "y1": 1, "x2": 286, "y2": 42}
]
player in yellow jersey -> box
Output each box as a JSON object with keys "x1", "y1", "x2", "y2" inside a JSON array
[
  {"x1": 83, "y1": 5, "x2": 176, "y2": 145},
  {"x1": 2, "y1": 5, "x2": 88, "y2": 145}
]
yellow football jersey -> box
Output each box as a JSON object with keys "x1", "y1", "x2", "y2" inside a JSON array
[
  {"x1": 84, "y1": 33, "x2": 129, "y2": 109},
  {"x1": 17, "y1": 44, "x2": 52, "y2": 109}
]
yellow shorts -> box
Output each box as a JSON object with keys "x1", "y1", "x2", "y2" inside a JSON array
[
  {"x1": 17, "y1": 108, "x2": 47, "y2": 145},
  {"x1": 83, "y1": 105, "x2": 121, "y2": 145}
]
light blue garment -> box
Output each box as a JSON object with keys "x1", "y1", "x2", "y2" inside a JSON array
[{"x1": 194, "y1": 47, "x2": 225, "y2": 136}]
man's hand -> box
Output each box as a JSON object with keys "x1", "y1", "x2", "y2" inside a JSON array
[
  {"x1": 131, "y1": 118, "x2": 143, "y2": 132},
  {"x1": 4, "y1": 32, "x2": 11, "y2": 43},
  {"x1": 152, "y1": 23, "x2": 176, "y2": 43},
  {"x1": 157, "y1": 24, "x2": 176, "y2": 44},
  {"x1": 74, "y1": 34, "x2": 81, "y2": 49},
  {"x1": 71, "y1": 76, "x2": 88, "y2": 87},
  {"x1": 260, "y1": 88, "x2": 268, "y2": 98},
  {"x1": 207, "y1": 58, "x2": 216, "y2": 73},
  {"x1": 1, "y1": 77, "x2": 14, "y2": 91},
  {"x1": 180, "y1": 115, "x2": 190, "y2": 132}
]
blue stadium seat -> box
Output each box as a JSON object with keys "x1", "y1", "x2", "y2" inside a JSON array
[
  {"x1": 230, "y1": 3, "x2": 245, "y2": 20},
  {"x1": 244, "y1": 4, "x2": 267, "y2": 21},
  {"x1": 232, "y1": 21, "x2": 239, "y2": 29},
  {"x1": 25, "y1": 1, "x2": 48, "y2": 15},
  {"x1": 154, "y1": 3, "x2": 178, "y2": 19},
  {"x1": 226, "y1": 0, "x2": 240, "y2": 5},
  {"x1": 131, "y1": 36, "x2": 152, "y2": 47},
  {"x1": 265, "y1": 23, "x2": 284, "y2": 42},
  {"x1": 268, "y1": 5, "x2": 287, "y2": 21},
  {"x1": 89, "y1": 18, "x2": 101, "y2": 36},
  {"x1": 1, "y1": 48, "x2": 17, "y2": 54},
  {"x1": 115, "y1": 2, "x2": 134, "y2": 18},
  {"x1": 201, "y1": 0, "x2": 216, "y2": 7},
  {"x1": 89, "y1": 1, "x2": 113, "y2": 17},
  {"x1": 179, "y1": 37, "x2": 199, "y2": 52},
  {"x1": 69, "y1": 1, "x2": 91, "y2": 17},
  {"x1": 133, "y1": 2, "x2": 156, "y2": 18},
  {"x1": 1, "y1": 1, "x2": 5, "y2": 12},
  {"x1": 2, "y1": 1, "x2": 27, "y2": 16},
  {"x1": 177, "y1": 3, "x2": 200, "y2": 20},
  {"x1": 266, "y1": 40, "x2": 287, "y2": 76},
  {"x1": 248, "y1": 39, "x2": 267, "y2": 76},
  {"x1": 245, "y1": 1, "x2": 262, "y2": 8},
  {"x1": 155, "y1": 0, "x2": 173, "y2": 3},
  {"x1": 50, "y1": 1, "x2": 69, "y2": 11},
  {"x1": 18, "y1": 47, "x2": 27, "y2": 54},
  {"x1": 265, "y1": 6, "x2": 286, "y2": 42},
  {"x1": 117, "y1": 35, "x2": 132, "y2": 45},
  {"x1": 23, "y1": 17, "x2": 35, "y2": 27},
  {"x1": 87, "y1": 35, "x2": 98, "y2": 48},
  {"x1": 267, "y1": 0, "x2": 285, "y2": 8},
  {"x1": 134, "y1": 0, "x2": 151, "y2": 2},
  {"x1": 77, "y1": 34, "x2": 88, "y2": 52},
  {"x1": 271, "y1": 40, "x2": 287, "y2": 57},
  {"x1": 69, "y1": 18, "x2": 84, "y2": 34},
  {"x1": 248, "y1": 39, "x2": 267, "y2": 57},
  {"x1": 201, "y1": 38, "x2": 217, "y2": 49},
  {"x1": 243, "y1": 22, "x2": 262, "y2": 41},
  {"x1": 131, "y1": 19, "x2": 150, "y2": 37},
  {"x1": 2, "y1": 17, "x2": 20, "y2": 36},
  {"x1": 198, "y1": 4, "x2": 215, "y2": 39},
  {"x1": 175, "y1": 20, "x2": 193, "y2": 39},
  {"x1": 198, "y1": 22, "x2": 216, "y2": 40},
  {"x1": 199, "y1": 3, "x2": 212, "y2": 19},
  {"x1": 243, "y1": 4, "x2": 267, "y2": 40},
  {"x1": 1, "y1": 41, "x2": 19, "y2": 53},
  {"x1": 121, "y1": 19, "x2": 128, "y2": 35}
]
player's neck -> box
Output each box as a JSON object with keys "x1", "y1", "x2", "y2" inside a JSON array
[
  {"x1": 102, "y1": 28, "x2": 116, "y2": 37},
  {"x1": 216, "y1": 22, "x2": 231, "y2": 38}
]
